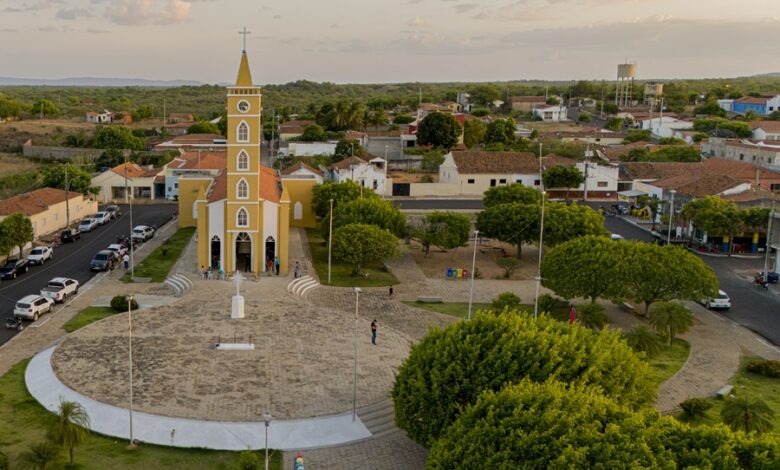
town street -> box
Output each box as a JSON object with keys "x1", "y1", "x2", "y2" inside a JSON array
[{"x1": 0, "y1": 204, "x2": 177, "y2": 347}]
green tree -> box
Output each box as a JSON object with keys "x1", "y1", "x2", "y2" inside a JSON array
[
  {"x1": 467, "y1": 83, "x2": 502, "y2": 106},
  {"x1": 237, "y1": 450, "x2": 261, "y2": 470},
  {"x1": 330, "y1": 198, "x2": 407, "y2": 238},
  {"x1": 626, "y1": 243, "x2": 718, "y2": 315},
  {"x1": 604, "y1": 116, "x2": 623, "y2": 131},
  {"x1": 94, "y1": 126, "x2": 144, "y2": 150},
  {"x1": 364, "y1": 109, "x2": 389, "y2": 129},
  {"x1": 187, "y1": 120, "x2": 221, "y2": 135},
  {"x1": 541, "y1": 235, "x2": 628, "y2": 303},
  {"x1": 333, "y1": 139, "x2": 363, "y2": 162},
  {"x1": 495, "y1": 257, "x2": 519, "y2": 278},
  {"x1": 484, "y1": 118, "x2": 516, "y2": 146},
  {"x1": 722, "y1": 397, "x2": 775, "y2": 434},
  {"x1": 63, "y1": 129, "x2": 94, "y2": 148},
  {"x1": 623, "y1": 129, "x2": 652, "y2": 143},
  {"x1": 413, "y1": 211, "x2": 470, "y2": 256},
  {"x1": 578, "y1": 111, "x2": 592, "y2": 122},
  {"x1": 577, "y1": 302, "x2": 608, "y2": 330},
  {"x1": 420, "y1": 150, "x2": 445, "y2": 172},
  {"x1": 542, "y1": 165, "x2": 584, "y2": 201},
  {"x1": 648, "y1": 301, "x2": 693, "y2": 348},
  {"x1": 681, "y1": 196, "x2": 742, "y2": 253},
  {"x1": 693, "y1": 118, "x2": 753, "y2": 138},
  {"x1": 311, "y1": 181, "x2": 377, "y2": 219},
  {"x1": 623, "y1": 325, "x2": 665, "y2": 357},
  {"x1": 49, "y1": 400, "x2": 90, "y2": 465},
  {"x1": 476, "y1": 203, "x2": 539, "y2": 258},
  {"x1": 393, "y1": 113, "x2": 415, "y2": 124},
  {"x1": 463, "y1": 117, "x2": 485, "y2": 149},
  {"x1": 427, "y1": 380, "x2": 662, "y2": 469},
  {"x1": 543, "y1": 202, "x2": 607, "y2": 246},
  {"x1": 131, "y1": 104, "x2": 155, "y2": 121},
  {"x1": 392, "y1": 311, "x2": 655, "y2": 446},
  {"x1": 41, "y1": 164, "x2": 96, "y2": 195},
  {"x1": 2, "y1": 213, "x2": 34, "y2": 256},
  {"x1": 694, "y1": 100, "x2": 727, "y2": 117},
  {"x1": 483, "y1": 183, "x2": 541, "y2": 208},
  {"x1": 416, "y1": 112, "x2": 461, "y2": 149},
  {"x1": 16, "y1": 441, "x2": 59, "y2": 470},
  {"x1": 332, "y1": 223, "x2": 400, "y2": 275},
  {"x1": 300, "y1": 124, "x2": 326, "y2": 142},
  {"x1": 0, "y1": 93, "x2": 26, "y2": 118},
  {"x1": 31, "y1": 99, "x2": 60, "y2": 117},
  {"x1": 490, "y1": 292, "x2": 522, "y2": 312}
]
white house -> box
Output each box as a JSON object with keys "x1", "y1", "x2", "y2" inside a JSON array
[
  {"x1": 281, "y1": 162, "x2": 324, "y2": 184},
  {"x1": 86, "y1": 111, "x2": 112, "y2": 124},
  {"x1": 751, "y1": 121, "x2": 780, "y2": 142},
  {"x1": 283, "y1": 141, "x2": 338, "y2": 157},
  {"x1": 91, "y1": 162, "x2": 162, "y2": 203},
  {"x1": 329, "y1": 156, "x2": 388, "y2": 196},
  {"x1": 638, "y1": 116, "x2": 694, "y2": 138},
  {"x1": 532, "y1": 105, "x2": 567, "y2": 122}
]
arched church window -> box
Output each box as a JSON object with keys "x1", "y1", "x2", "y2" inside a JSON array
[
  {"x1": 237, "y1": 179, "x2": 248, "y2": 199},
  {"x1": 237, "y1": 208, "x2": 248, "y2": 227},
  {"x1": 237, "y1": 121, "x2": 249, "y2": 142},
  {"x1": 293, "y1": 201, "x2": 303, "y2": 220},
  {"x1": 237, "y1": 150, "x2": 249, "y2": 170}
]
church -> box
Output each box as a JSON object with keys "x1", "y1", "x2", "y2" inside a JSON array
[{"x1": 178, "y1": 48, "x2": 311, "y2": 276}]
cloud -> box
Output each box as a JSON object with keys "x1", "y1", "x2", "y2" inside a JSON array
[
  {"x1": 56, "y1": 7, "x2": 91, "y2": 19},
  {"x1": 408, "y1": 16, "x2": 430, "y2": 28},
  {"x1": 452, "y1": 3, "x2": 479, "y2": 13},
  {"x1": 105, "y1": 0, "x2": 192, "y2": 25},
  {"x1": 87, "y1": 26, "x2": 111, "y2": 33},
  {"x1": 4, "y1": 0, "x2": 62, "y2": 13}
]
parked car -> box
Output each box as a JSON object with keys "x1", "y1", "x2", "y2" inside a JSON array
[
  {"x1": 61, "y1": 228, "x2": 81, "y2": 243},
  {"x1": 131, "y1": 225, "x2": 155, "y2": 242},
  {"x1": 40, "y1": 277, "x2": 80, "y2": 303},
  {"x1": 0, "y1": 259, "x2": 29, "y2": 280},
  {"x1": 106, "y1": 243, "x2": 128, "y2": 257},
  {"x1": 703, "y1": 289, "x2": 731, "y2": 310},
  {"x1": 14, "y1": 295, "x2": 54, "y2": 321},
  {"x1": 105, "y1": 205, "x2": 121, "y2": 219},
  {"x1": 93, "y1": 211, "x2": 111, "y2": 225},
  {"x1": 27, "y1": 246, "x2": 53, "y2": 265},
  {"x1": 5, "y1": 316, "x2": 23, "y2": 331},
  {"x1": 79, "y1": 217, "x2": 98, "y2": 232},
  {"x1": 90, "y1": 250, "x2": 118, "y2": 271}
]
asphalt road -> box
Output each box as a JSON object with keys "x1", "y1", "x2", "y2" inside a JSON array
[
  {"x1": 0, "y1": 204, "x2": 177, "y2": 347},
  {"x1": 605, "y1": 216, "x2": 780, "y2": 346}
]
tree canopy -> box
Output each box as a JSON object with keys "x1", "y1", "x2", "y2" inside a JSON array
[
  {"x1": 463, "y1": 117, "x2": 485, "y2": 149},
  {"x1": 392, "y1": 311, "x2": 655, "y2": 446},
  {"x1": 300, "y1": 124, "x2": 326, "y2": 142},
  {"x1": 311, "y1": 181, "x2": 378, "y2": 219},
  {"x1": 331, "y1": 223, "x2": 400, "y2": 274},
  {"x1": 416, "y1": 112, "x2": 462, "y2": 149},
  {"x1": 333, "y1": 139, "x2": 363, "y2": 162},
  {"x1": 41, "y1": 164, "x2": 96, "y2": 195},
  {"x1": 187, "y1": 120, "x2": 221, "y2": 135},
  {"x1": 329, "y1": 198, "x2": 407, "y2": 239},
  {"x1": 412, "y1": 211, "x2": 471, "y2": 255},
  {"x1": 542, "y1": 165, "x2": 584, "y2": 200},
  {"x1": 484, "y1": 118, "x2": 516, "y2": 146},
  {"x1": 1, "y1": 213, "x2": 34, "y2": 256},
  {"x1": 482, "y1": 183, "x2": 541, "y2": 208},
  {"x1": 93, "y1": 126, "x2": 145, "y2": 150}
]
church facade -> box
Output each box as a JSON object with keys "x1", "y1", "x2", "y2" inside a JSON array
[{"x1": 179, "y1": 50, "x2": 292, "y2": 275}]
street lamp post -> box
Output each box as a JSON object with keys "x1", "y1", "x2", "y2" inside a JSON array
[
  {"x1": 667, "y1": 190, "x2": 676, "y2": 243},
  {"x1": 467, "y1": 230, "x2": 479, "y2": 321},
  {"x1": 328, "y1": 199, "x2": 334, "y2": 285},
  {"x1": 352, "y1": 287, "x2": 361, "y2": 422},
  {"x1": 124, "y1": 156, "x2": 135, "y2": 279},
  {"x1": 127, "y1": 294, "x2": 135, "y2": 447},
  {"x1": 534, "y1": 143, "x2": 546, "y2": 319},
  {"x1": 263, "y1": 412, "x2": 272, "y2": 470}
]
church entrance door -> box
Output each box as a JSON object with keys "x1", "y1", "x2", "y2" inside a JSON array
[
  {"x1": 210, "y1": 236, "x2": 221, "y2": 268},
  {"x1": 265, "y1": 236, "x2": 276, "y2": 272},
  {"x1": 235, "y1": 232, "x2": 252, "y2": 272}
]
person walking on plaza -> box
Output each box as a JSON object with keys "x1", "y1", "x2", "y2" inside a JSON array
[
  {"x1": 371, "y1": 320, "x2": 377, "y2": 345},
  {"x1": 568, "y1": 304, "x2": 577, "y2": 325},
  {"x1": 388, "y1": 286, "x2": 394, "y2": 298},
  {"x1": 123, "y1": 253, "x2": 130, "y2": 270},
  {"x1": 294, "y1": 261, "x2": 302, "y2": 278},
  {"x1": 274, "y1": 256, "x2": 280, "y2": 275}
]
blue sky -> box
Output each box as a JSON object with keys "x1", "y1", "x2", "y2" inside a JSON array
[{"x1": 0, "y1": 0, "x2": 779, "y2": 83}]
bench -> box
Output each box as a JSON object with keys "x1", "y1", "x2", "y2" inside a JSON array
[
  {"x1": 619, "y1": 302, "x2": 636, "y2": 313},
  {"x1": 716, "y1": 385, "x2": 734, "y2": 398},
  {"x1": 417, "y1": 296, "x2": 443, "y2": 304}
]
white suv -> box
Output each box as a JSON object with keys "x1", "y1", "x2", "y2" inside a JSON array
[
  {"x1": 131, "y1": 225, "x2": 154, "y2": 242},
  {"x1": 14, "y1": 295, "x2": 54, "y2": 321},
  {"x1": 79, "y1": 218, "x2": 98, "y2": 232},
  {"x1": 703, "y1": 290, "x2": 731, "y2": 310},
  {"x1": 93, "y1": 211, "x2": 111, "y2": 225}
]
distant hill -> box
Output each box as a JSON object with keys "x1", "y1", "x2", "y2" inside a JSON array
[{"x1": 0, "y1": 76, "x2": 205, "y2": 87}]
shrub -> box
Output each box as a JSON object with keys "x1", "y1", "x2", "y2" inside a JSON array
[
  {"x1": 746, "y1": 359, "x2": 780, "y2": 379},
  {"x1": 577, "y1": 303, "x2": 608, "y2": 330},
  {"x1": 537, "y1": 293, "x2": 560, "y2": 314},
  {"x1": 392, "y1": 311, "x2": 655, "y2": 446},
  {"x1": 490, "y1": 292, "x2": 521, "y2": 312},
  {"x1": 237, "y1": 450, "x2": 261, "y2": 470},
  {"x1": 110, "y1": 295, "x2": 139, "y2": 312},
  {"x1": 495, "y1": 257, "x2": 518, "y2": 278},
  {"x1": 680, "y1": 397, "x2": 713, "y2": 418},
  {"x1": 624, "y1": 325, "x2": 664, "y2": 357}
]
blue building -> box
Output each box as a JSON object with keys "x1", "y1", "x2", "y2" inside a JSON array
[{"x1": 731, "y1": 95, "x2": 780, "y2": 116}]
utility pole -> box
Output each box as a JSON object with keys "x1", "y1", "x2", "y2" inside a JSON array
[
  {"x1": 64, "y1": 165, "x2": 71, "y2": 229},
  {"x1": 534, "y1": 143, "x2": 545, "y2": 319},
  {"x1": 763, "y1": 205, "x2": 775, "y2": 278},
  {"x1": 583, "y1": 143, "x2": 593, "y2": 201}
]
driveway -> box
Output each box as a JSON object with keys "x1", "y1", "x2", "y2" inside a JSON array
[{"x1": 0, "y1": 204, "x2": 177, "y2": 347}]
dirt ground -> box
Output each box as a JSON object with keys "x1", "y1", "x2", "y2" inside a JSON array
[
  {"x1": 0, "y1": 153, "x2": 41, "y2": 177},
  {"x1": 406, "y1": 238, "x2": 540, "y2": 281}
]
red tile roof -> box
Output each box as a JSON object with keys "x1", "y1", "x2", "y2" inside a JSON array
[
  {"x1": 451, "y1": 151, "x2": 539, "y2": 174},
  {"x1": 206, "y1": 171, "x2": 227, "y2": 204},
  {"x1": 0, "y1": 188, "x2": 83, "y2": 216},
  {"x1": 281, "y1": 162, "x2": 321, "y2": 176},
  {"x1": 175, "y1": 152, "x2": 227, "y2": 170},
  {"x1": 111, "y1": 162, "x2": 147, "y2": 178},
  {"x1": 651, "y1": 173, "x2": 744, "y2": 198},
  {"x1": 750, "y1": 121, "x2": 780, "y2": 132},
  {"x1": 259, "y1": 165, "x2": 281, "y2": 203}
]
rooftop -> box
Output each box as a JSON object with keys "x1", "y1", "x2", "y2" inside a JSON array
[{"x1": 0, "y1": 188, "x2": 84, "y2": 216}]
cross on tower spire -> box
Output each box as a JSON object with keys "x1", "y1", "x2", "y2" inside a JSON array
[{"x1": 239, "y1": 26, "x2": 251, "y2": 52}]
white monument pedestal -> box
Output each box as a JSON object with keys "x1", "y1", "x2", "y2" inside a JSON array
[{"x1": 231, "y1": 295, "x2": 245, "y2": 319}]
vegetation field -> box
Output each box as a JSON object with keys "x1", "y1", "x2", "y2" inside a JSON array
[
  {"x1": 647, "y1": 338, "x2": 691, "y2": 386},
  {"x1": 63, "y1": 306, "x2": 116, "y2": 333},
  {"x1": 0, "y1": 153, "x2": 45, "y2": 198},
  {"x1": 306, "y1": 229, "x2": 398, "y2": 287},
  {"x1": 122, "y1": 227, "x2": 195, "y2": 283},
  {"x1": 0, "y1": 360, "x2": 282, "y2": 469}
]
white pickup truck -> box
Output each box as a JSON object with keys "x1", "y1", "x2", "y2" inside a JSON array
[{"x1": 40, "y1": 277, "x2": 80, "y2": 303}]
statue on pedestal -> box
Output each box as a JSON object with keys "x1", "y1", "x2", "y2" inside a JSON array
[{"x1": 231, "y1": 271, "x2": 245, "y2": 319}]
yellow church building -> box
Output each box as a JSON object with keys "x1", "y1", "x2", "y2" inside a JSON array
[{"x1": 178, "y1": 48, "x2": 316, "y2": 275}]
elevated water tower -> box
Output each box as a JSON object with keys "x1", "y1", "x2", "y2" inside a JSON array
[{"x1": 615, "y1": 62, "x2": 636, "y2": 108}]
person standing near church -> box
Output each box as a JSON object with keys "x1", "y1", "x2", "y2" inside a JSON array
[
  {"x1": 274, "y1": 256, "x2": 280, "y2": 275},
  {"x1": 371, "y1": 320, "x2": 377, "y2": 345}
]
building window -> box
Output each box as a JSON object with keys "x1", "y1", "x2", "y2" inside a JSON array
[
  {"x1": 237, "y1": 121, "x2": 249, "y2": 142},
  {"x1": 490, "y1": 179, "x2": 497, "y2": 187},
  {"x1": 597, "y1": 181, "x2": 608, "y2": 188},
  {"x1": 174, "y1": 183, "x2": 178, "y2": 188},
  {"x1": 373, "y1": 180, "x2": 378, "y2": 190},
  {"x1": 237, "y1": 150, "x2": 249, "y2": 170},
  {"x1": 293, "y1": 202, "x2": 303, "y2": 220},
  {"x1": 237, "y1": 179, "x2": 248, "y2": 199},
  {"x1": 499, "y1": 179, "x2": 507, "y2": 184},
  {"x1": 771, "y1": 184, "x2": 780, "y2": 191},
  {"x1": 467, "y1": 179, "x2": 475, "y2": 184},
  {"x1": 237, "y1": 208, "x2": 248, "y2": 227},
  {"x1": 534, "y1": 179, "x2": 540, "y2": 186},
  {"x1": 515, "y1": 179, "x2": 522, "y2": 184},
  {"x1": 739, "y1": 153, "x2": 744, "y2": 161}
]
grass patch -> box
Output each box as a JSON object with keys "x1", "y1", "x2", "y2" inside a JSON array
[
  {"x1": 647, "y1": 338, "x2": 690, "y2": 386},
  {"x1": 679, "y1": 356, "x2": 780, "y2": 438},
  {"x1": 403, "y1": 301, "x2": 570, "y2": 320},
  {"x1": 0, "y1": 360, "x2": 282, "y2": 469},
  {"x1": 306, "y1": 229, "x2": 399, "y2": 287},
  {"x1": 63, "y1": 306, "x2": 116, "y2": 333},
  {"x1": 122, "y1": 227, "x2": 195, "y2": 283}
]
